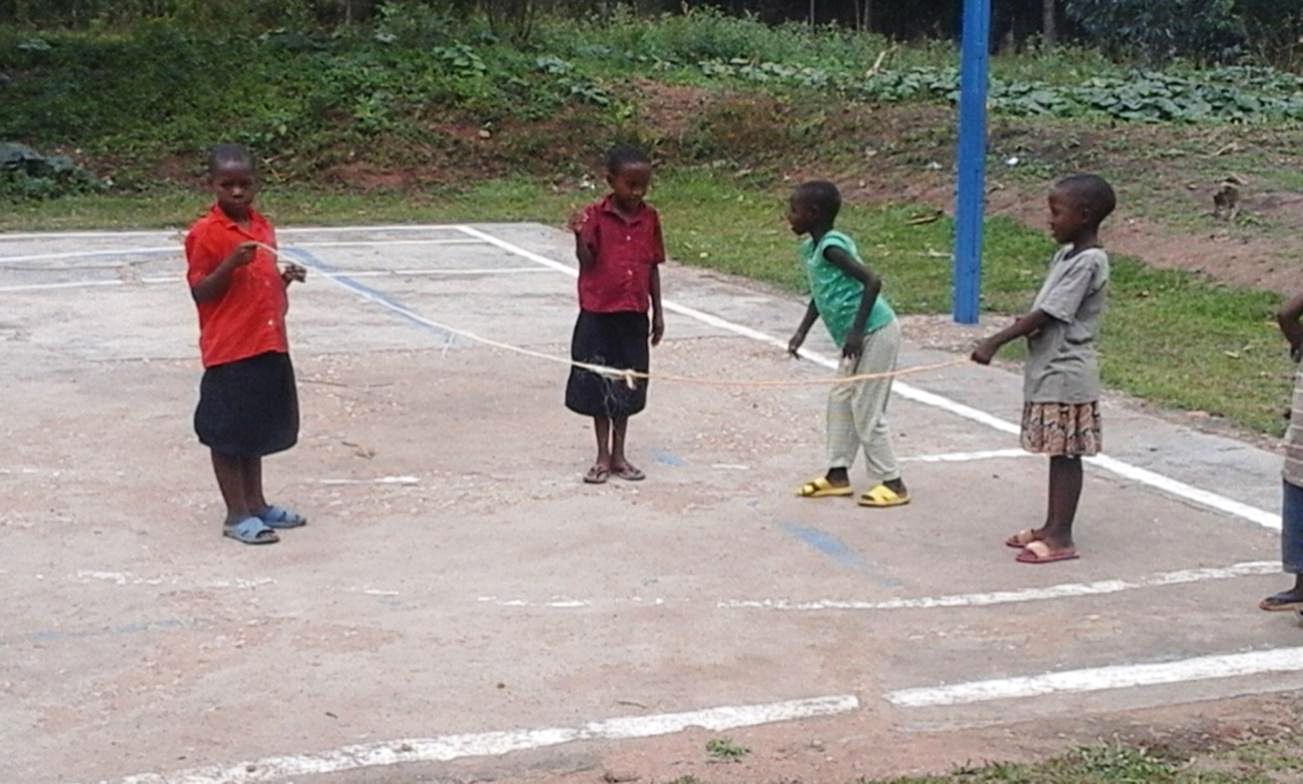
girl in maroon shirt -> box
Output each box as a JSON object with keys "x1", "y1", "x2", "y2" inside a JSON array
[{"x1": 565, "y1": 146, "x2": 666, "y2": 484}]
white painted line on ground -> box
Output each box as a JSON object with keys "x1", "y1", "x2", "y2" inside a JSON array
[
  {"x1": 72, "y1": 570, "x2": 274, "y2": 590},
  {"x1": 0, "y1": 267, "x2": 549, "y2": 294},
  {"x1": 92, "y1": 694, "x2": 860, "y2": 784},
  {"x1": 0, "y1": 279, "x2": 131, "y2": 293},
  {"x1": 0, "y1": 223, "x2": 472, "y2": 241},
  {"x1": 0, "y1": 246, "x2": 178, "y2": 263},
  {"x1": 318, "y1": 475, "x2": 420, "y2": 486},
  {"x1": 720, "y1": 561, "x2": 1278, "y2": 611},
  {"x1": 900, "y1": 448, "x2": 1030, "y2": 463},
  {"x1": 886, "y1": 646, "x2": 1303, "y2": 708},
  {"x1": 1087, "y1": 454, "x2": 1282, "y2": 531},
  {"x1": 452, "y1": 225, "x2": 1282, "y2": 532},
  {"x1": 0, "y1": 238, "x2": 486, "y2": 265}
]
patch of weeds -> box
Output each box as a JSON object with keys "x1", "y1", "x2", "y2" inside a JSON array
[{"x1": 705, "y1": 737, "x2": 749, "y2": 763}]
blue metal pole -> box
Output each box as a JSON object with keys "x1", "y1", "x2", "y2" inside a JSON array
[{"x1": 953, "y1": 0, "x2": 991, "y2": 325}]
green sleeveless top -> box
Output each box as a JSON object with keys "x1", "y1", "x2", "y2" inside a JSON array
[{"x1": 800, "y1": 230, "x2": 895, "y2": 345}]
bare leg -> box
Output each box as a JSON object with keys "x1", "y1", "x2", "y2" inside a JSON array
[
  {"x1": 610, "y1": 416, "x2": 644, "y2": 480},
  {"x1": 1041, "y1": 456, "x2": 1082, "y2": 550},
  {"x1": 585, "y1": 416, "x2": 612, "y2": 482},
  {"x1": 211, "y1": 450, "x2": 251, "y2": 524},
  {"x1": 240, "y1": 456, "x2": 268, "y2": 515}
]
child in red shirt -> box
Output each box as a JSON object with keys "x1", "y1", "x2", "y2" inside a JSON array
[
  {"x1": 185, "y1": 144, "x2": 307, "y2": 545},
  {"x1": 565, "y1": 146, "x2": 666, "y2": 484}
]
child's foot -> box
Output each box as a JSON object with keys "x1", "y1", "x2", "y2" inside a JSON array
[
  {"x1": 1015, "y1": 539, "x2": 1078, "y2": 564},
  {"x1": 1260, "y1": 589, "x2": 1303, "y2": 612},
  {"x1": 796, "y1": 476, "x2": 853, "y2": 498},
  {"x1": 222, "y1": 516, "x2": 280, "y2": 545},
  {"x1": 1006, "y1": 527, "x2": 1045, "y2": 549},
  {"x1": 858, "y1": 480, "x2": 910, "y2": 508},
  {"x1": 611, "y1": 460, "x2": 645, "y2": 481},
  {"x1": 258, "y1": 504, "x2": 307, "y2": 529},
  {"x1": 583, "y1": 462, "x2": 611, "y2": 484}
]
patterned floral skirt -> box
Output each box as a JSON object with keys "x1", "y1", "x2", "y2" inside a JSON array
[{"x1": 1021, "y1": 402, "x2": 1102, "y2": 457}]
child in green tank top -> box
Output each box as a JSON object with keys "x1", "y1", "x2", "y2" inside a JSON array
[{"x1": 786, "y1": 181, "x2": 909, "y2": 508}]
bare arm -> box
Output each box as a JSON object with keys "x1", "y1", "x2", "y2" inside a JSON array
[
  {"x1": 788, "y1": 300, "x2": 821, "y2": 357},
  {"x1": 971, "y1": 310, "x2": 1054, "y2": 365},
  {"x1": 823, "y1": 245, "x2": 882, "y2": 358},
  {"x1": 568, "y1": 208, "x2": 596, "y2": 269},
  {"x1": 191, "y1": 242, "x2": 256, "y2": 304},
  {"x1": 649, "y1": 266, "x2": 664, "y2": 346}
]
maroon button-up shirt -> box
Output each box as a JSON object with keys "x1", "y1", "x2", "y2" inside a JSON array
[{"x1": 575, "y1": 195, "x2": 665, "y2": 314}]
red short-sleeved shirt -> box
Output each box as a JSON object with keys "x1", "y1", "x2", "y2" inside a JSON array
[
  {"x1": 184, "y1": 204, "x2": 288, "y2": 368},
  {"x1": 575, "y1": 196, "x2": 665, "y2": 314}
]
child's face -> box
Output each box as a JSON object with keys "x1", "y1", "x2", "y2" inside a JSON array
[
  {"x1": 1048, "y1": 188, "x2": 1090, "y2": 244},
  {"x1": 787, "y1": 196, "x2": 817, "y2": 235},
  {"x1": 210, "y1": 162, "x2": 258, "y2": 219},
  {"x1": 608, "y1": 162, "x2": 652, "y2": 211}
]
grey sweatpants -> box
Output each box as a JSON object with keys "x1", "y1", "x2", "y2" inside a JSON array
[{"x1": 826, "y1": 318, "x2": 901, "y2": 483}]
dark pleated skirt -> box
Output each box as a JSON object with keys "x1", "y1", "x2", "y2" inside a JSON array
[
  {"x1": 565, "y1": 311, "x2": 649, "y2": 418},
  {"x1": 195, "y1": 351, "x2": 300, "y2": 457}
]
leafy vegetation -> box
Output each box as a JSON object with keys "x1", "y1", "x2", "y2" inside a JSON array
[
  {"x1": 0, "y1": 141, "x2": 103, "y2": 199},
  {"x1": 705, "y1": 737, "x2": 750, "y2": 762},
  {"x1": 3, "y1": 5, "x2": 1302, "y2": 195}
]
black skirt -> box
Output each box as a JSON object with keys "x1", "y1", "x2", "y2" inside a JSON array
[
  {"x1": 195, "y1": 351, "x2": 300, "y2": 458},
  {"x1": 565, "y1": 310, "x2": 650, "y2": 418}
]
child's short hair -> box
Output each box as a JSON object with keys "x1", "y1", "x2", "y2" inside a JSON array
[
  {"x1": 1056, "y1": 174, "x2": 1116, "y2": 225},
  {"x1": 794, "y1": 180, "x2": 842, "y2": 223},
  {"x1": 605, "y1": 144, "x2": 650, "y2": 176},
  {"x1": 208, "y1": 143, "x2": 256, "y2": 176}
]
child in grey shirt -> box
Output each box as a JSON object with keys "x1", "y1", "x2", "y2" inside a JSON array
[{"x1": 972, "y1": 174, "x2": 1116, "y2": 565}]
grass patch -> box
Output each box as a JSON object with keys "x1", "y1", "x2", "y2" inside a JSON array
[
  {"x1": 3, "y1": 171, "x2": 1292, "y2": 435},
  {"x1": 857, "y1": 738, "x2": 1303, "y2": 783},
  {"x1": 705, "y1": 737, "x2": 750, "y2": 763}
]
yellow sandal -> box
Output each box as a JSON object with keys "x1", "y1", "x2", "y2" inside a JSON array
[
  {"x1": 858, "y1": 484, "x2": 910, "y2": 508},
  {"x1": 795, "y1": 477, "x2": 854, "y2": 498}
]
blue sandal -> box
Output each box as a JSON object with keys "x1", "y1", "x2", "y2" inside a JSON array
[
  {"x1": 258, "y1": 505, "x2": 307, "y2": 529},
  {"x1": 223, "y1": 516, "x2": 280, "y2": 545}
]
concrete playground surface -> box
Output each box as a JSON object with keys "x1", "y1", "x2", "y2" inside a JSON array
[{"x1": 1, "y1": 222, "x2": 1301, "y2": 784}]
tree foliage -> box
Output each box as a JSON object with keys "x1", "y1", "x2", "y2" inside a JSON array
[{"x1": 0, "y1": 0, "x2": 1299, "y2": 68}]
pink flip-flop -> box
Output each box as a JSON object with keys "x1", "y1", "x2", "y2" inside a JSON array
[{"x1": 1016, "y1": 540, "x2": 1079, "y2": 564}]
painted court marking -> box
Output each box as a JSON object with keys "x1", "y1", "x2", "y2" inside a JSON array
[
  {"x1": 59, "y1": 561, "x2": 1277, "y2": 614},
  {"x1": 0, "y1": 237, "x2": 482, "y2": 265},
  {"x1": 886, "y1": 646, "x2": 1303, "y2": 708},
  {"x1": 91, "y1": 695, "x2": 859, "y2": 784},
  {"x1": 452, "y1": 224, "x2": 1282, "y2": 532},
  {"x1": 719, "y1": 561, "x2": 1278, "y2": 611},
  {"x1": 0, "y1": 266, "x2": 550, "y2": 294},
  {"x1": 0, "y1": 223, "x2": 471, "y2": 241},
  {"x1": 900, "y1": 448, "x2": 1030, "y2": 464}
]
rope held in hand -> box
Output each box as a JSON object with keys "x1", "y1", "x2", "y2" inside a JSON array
[{"x1": 248, "y1": 241, "x2": 968, "y2": 390}]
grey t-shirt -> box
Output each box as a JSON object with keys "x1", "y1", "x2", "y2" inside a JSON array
[
  {"x1": 1024, "y1": 246, "x2": 1109, "y2": 404},
  {"x1": 1285, "y1": 364, "x2": 1303, "y2": 487}
]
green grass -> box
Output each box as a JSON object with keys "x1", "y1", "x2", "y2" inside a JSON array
[
  {"x1": 3, "y1": 171, "x2": 1293, "y2": 435},
  {"x1": 862, "y1": 739, "x2": 1303, "y2": 783},
  {"x1": 704, "y1": 737, "x2": 750, "y2": 762}
]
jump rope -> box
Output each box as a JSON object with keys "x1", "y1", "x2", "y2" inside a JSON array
[{"x1": 244, "y1": 240, "x2": 968, "y2": 390}]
